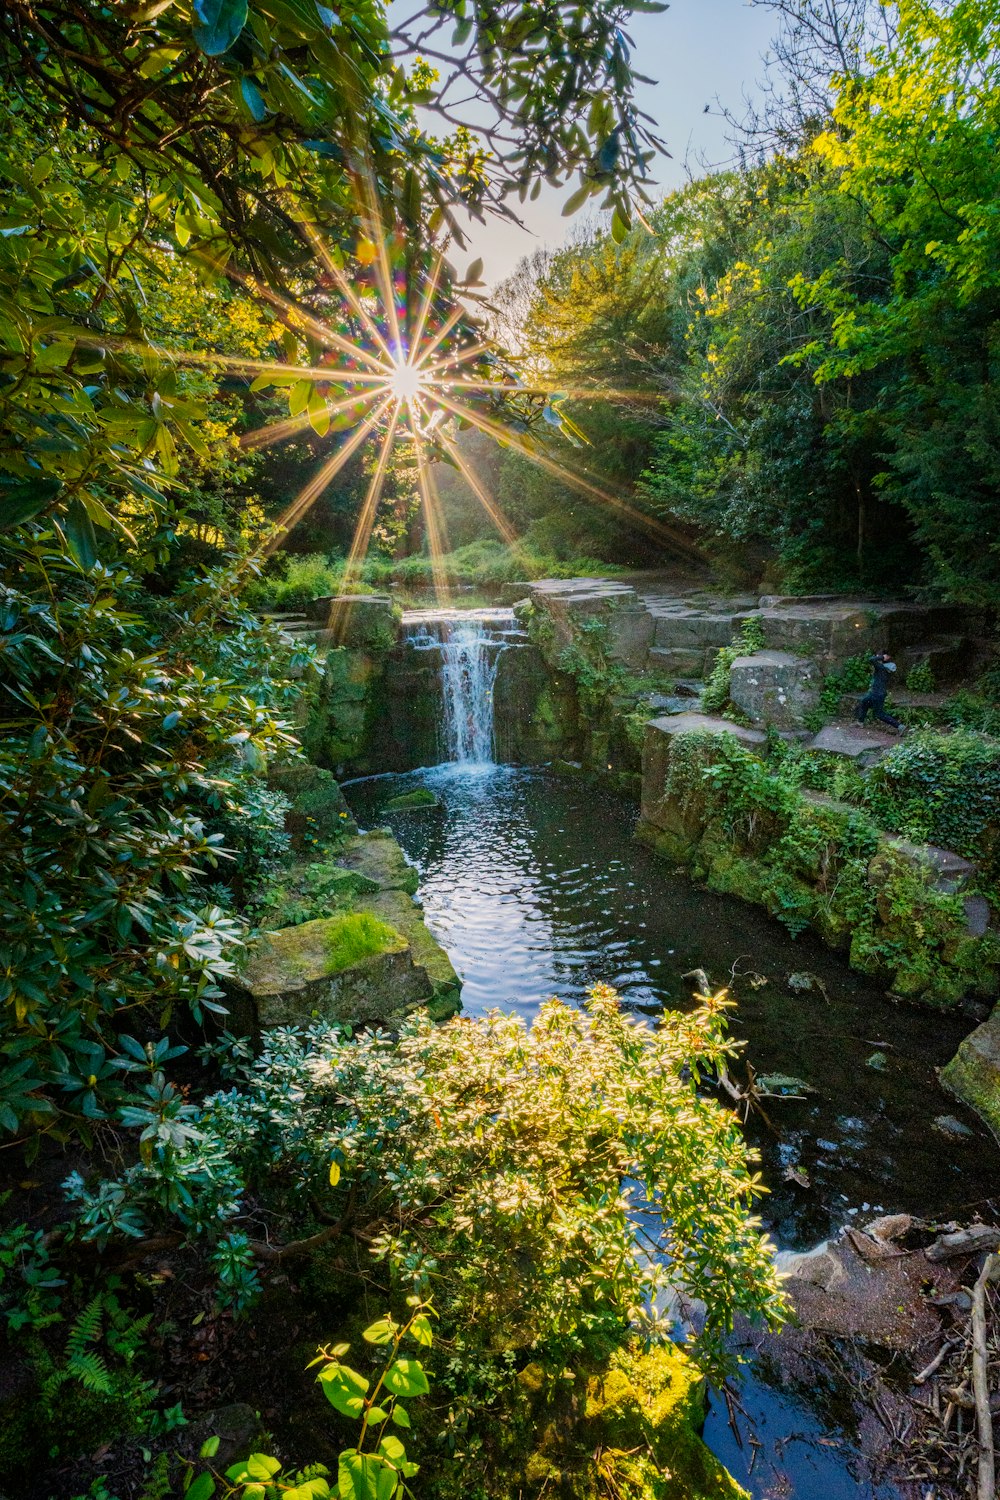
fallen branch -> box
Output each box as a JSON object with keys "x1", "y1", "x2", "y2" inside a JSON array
[
  {"x1": 971, "y1": 1251, "x2": 999, "y2": 1500},
  {"x1": 915, "y1": 1337, "x2": 962, "y2": 1386},
  {"x1": 250, "y1": 1184, "x2": 358, "y2": 1262},
  {"x1": 925, "y1": 1225, "x2": 1000, "y2": 1263}
]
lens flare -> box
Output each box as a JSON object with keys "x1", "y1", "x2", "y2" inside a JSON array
[
  {"x1": 228, "y1": 199, "x2": 701, "y2": 601},
  {"x1": 388, "y1": 360, "x2": 425, "y2": 404}
]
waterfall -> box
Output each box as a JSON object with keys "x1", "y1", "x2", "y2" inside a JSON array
[
  {"x1": 440, "y1": 618, "x2": 500, "y2": 763},
  {"x1": 402, "y1": 609, "x2": 520, "y2": 765}
]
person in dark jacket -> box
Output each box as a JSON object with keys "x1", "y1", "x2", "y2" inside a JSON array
[{"x1": 855, "y1": 652, "x2": 904, "y2": 731}]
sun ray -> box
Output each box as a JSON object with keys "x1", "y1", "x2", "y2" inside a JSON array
[
  {"x1": 412, "y1": 428, "x2": 452, "y2": 602},
  {"x1": 328, "y1": 403, "x2": 404, "y2": 636},
  {"x1": 300, "y1": 219, "x2": 396, "y2": 366},
  {"x1": 412, "y1": 304, "x2": 466, "y2": 370},
  {"x1": 421, "y1": 339, "x2": 494, "y2": 378},
  {"x1": 409, "y1": 252, "x2": 445, "y2": 363},
  {"x1": 240, "y1": 387, "x2": 383, "y2": 452},
  {"x1": 220, "y1": 260, "x2": 389, "y2": 376},
  {"x1": 266, "y1": 393, "x2": 395, "y2": 553},
  {"x1": 431, "y1": 391, "x2": 703, "y2": 559},
  {"x1": 434, "y1": 378, "x2": 665, "y2": 403},
  {"x1": 93, "y1": 334, "x2": 391, "y2": 387},
  {"x1": 433, "y1": 427, "x2": 521, "y2": 550},
  {"x1": 352, "y1": 163, "x2": 404, "y2": 357}
]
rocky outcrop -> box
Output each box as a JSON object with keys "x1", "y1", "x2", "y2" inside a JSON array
[
  {"x1": 224, "y1": 829, "x2": 460, "y2": 1040},
  {"x1": 527, "y1": 579, "x2": 654, "y2": 669},
  {"x1": 636, "y1": 720, "x2": 999, "y2": 1005},
  {"x1": 941, "y1": 1005, "x2": 1000, "y2": 1143},
  {"x1": 305, "y1": 593, "x2": 399, "y2": 651},
  {"x1": 728, "y1": 650, "x2": 820, "y2": 728}
]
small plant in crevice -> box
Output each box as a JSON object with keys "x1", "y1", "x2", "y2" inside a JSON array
[{"x1": 701, "y1": 617, "x2": 766, "y2": 715}]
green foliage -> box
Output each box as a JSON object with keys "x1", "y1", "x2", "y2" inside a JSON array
[
  {"x1": 0, "y1": 536, "x2": 311, "y2": 1144},
  {"x1": 807, "y1": 654, "x2": 873, "y2": 729},
  {"x1": 655, "y1": 730, "x2": 998, "y2": 1004},
  {"x1": 906, "y1": 659, "x2": 935, "y2": 694},
  {"x1": 182, "y1": 1304, "x2": 433, "y2": 1500},
  {"x1": 701, "y1": 618, "x2": 766, "y2": 714},
  {"x1": 66, "y1": 989, "x2": 785, "y2": 1400},
  {"x1": 864, "y1": 730, "x2": 1000, "y2": 879},
  {"x1": 323, "y1": 912, "x2": 403, "y2": 971},
  {"x1": 245, "y1": 542, "x2": 623, "y2": 612}
]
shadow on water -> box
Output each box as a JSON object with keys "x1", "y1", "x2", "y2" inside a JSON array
[{"x1": 343, "y1": 763, "x2": 999, "y2": 1498}]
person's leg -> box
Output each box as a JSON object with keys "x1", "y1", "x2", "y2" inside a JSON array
[
  {"x1": 855, "y1": 691, "x2": 874, "y2": 723},
  {"x1": 872, "y1": 702, "x2": 902, "y2": 729}
]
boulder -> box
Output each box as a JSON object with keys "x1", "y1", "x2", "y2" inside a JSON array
[
  {"x1": 223, "y1": 830, "x2": 461, "y2": 1037},
  {"x1": 306, "y1": 594, "x2": 399, "y2": 651},
  {"x1": 638, "y1": 714, "x2": 767, "y2": 854},
  {"x1": 517, "y1": 1343, "x2": 747, "y2": 1500},
  {"x1": 221, "y1": 912, "x2": 420, "y2": 1035},
  {"x1": 267, "y1": 760, "x2": 357, "y2": 847},
  {"x1": 940, "y1": 1005, "x2": 1000, "y2": 1145},
  {"x1": 729, "y1": 650, "x2": 820, "y2": 727}
]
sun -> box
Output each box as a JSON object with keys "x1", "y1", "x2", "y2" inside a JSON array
[{"x1": 388, "y1": 359, "x2": 426, "y2": 404}]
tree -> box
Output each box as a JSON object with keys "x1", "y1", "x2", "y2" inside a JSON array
[{"x1": 797, "y1": 0, "x2": 1000, "y2": 601}]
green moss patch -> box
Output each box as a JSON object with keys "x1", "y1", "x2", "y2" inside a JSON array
[
  {"x1": 385, "y1": 788, "x2": 439, "y2": 810},
  {"x1": 322, "y1": 911, "x2": 404, "y2": 972}
]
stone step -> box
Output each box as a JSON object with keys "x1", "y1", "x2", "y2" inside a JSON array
[
  {"x1": 647, "y1": 645, "x2": 716, "y2": 678},
  {"x1": 652, "y1": 611, "x2": 741, "y2": 650}
]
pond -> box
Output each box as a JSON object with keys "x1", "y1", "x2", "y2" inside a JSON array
[{"x1": 344, "y1": 763, "x2": 998, "y2": 1498}]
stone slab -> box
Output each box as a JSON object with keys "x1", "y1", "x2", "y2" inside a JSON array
[
  {"x1": 809, "y1": 724, "x2": 894, "y2": 766},
  {"x1": 645, "y1": 712, "x2": 769, "y2": 749},
  {"x1": 307, "y1": 594, "x2": 399, "y2": 650},
  {"x1": 729, "y1": 649, "x2": 820, "y2": 728},
  {"x1": 883, "y1": 837, "x2": 976, "y2": 894},
  {"x1": 941, "y1": 1005, "x2": 1000, "y2": 1144},
  {"x1": 647, "y1": 645, "x2": 715, "y2": 678}
]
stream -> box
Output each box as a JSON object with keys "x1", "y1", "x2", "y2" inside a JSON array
[{"x1": 344, "y1": 762, "x2": 1000, "y2": 1499}]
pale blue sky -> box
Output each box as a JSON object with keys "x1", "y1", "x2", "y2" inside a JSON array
[{"x1": 437, "y1": 0, "x2": 779, "y2": 284}]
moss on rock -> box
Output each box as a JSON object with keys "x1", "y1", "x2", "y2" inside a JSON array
[
  {"x1": 508, "y1": 1344, "x2": 746, "y2": 1500},
  {"x1": 940, "y1": 1005, "x2": 1000, "y2": 1143},
  {"x1": 385, "y1": 788, "x2": 440, "y2": 810}
]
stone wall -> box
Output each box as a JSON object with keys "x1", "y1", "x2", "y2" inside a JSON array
[{"x1": 636, "y1": 718, "x2": 1000, "y2": 1009}]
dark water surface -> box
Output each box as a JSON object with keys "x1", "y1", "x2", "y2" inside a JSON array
[{"x1": 344, "y1": 764, "x2": 999, "y2": 1496}]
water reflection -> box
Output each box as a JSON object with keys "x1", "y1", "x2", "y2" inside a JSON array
[{"x1": 344, "y1": 764, "x2": 998, "y2": 1251}]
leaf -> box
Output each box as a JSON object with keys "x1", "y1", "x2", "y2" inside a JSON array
[
  {"x1": 382, "y1": 1358, "x2": 429, "y2": 1398},
  {"x1": 463, "y1": 257, "x2": 484, "y2": 285},
  {"x1": 562, "y1": 183, "x2": 594, "y2": 217},
  {"x1": 240, "y1": 77, "x2": 269, "y2": 123},
  {"x1": 317, "y1": 1362, "x2": 369, "y2": 1417},
  {"x1": 244, "y1": 1454, "x2": 282, "y2": 1481},
  {"x1": 185, "y1": 1473, "x2": 216, "y2": 1500},
  {"x1": 0, "y1": 476, "x2": 62, "y2": 528},
  {"x1": 64, "y1": 498, "x2": 98, "y2": 570},
  {"x1": 389, "y1": 1404, "x2": 410, "y2": 1428},
  {"x1": 408, "y1": 1314, "x2": 433, "y2": 1347},
  {"x1": 362, "y1": 1317, "x2": 397, "y2": 1345},
  {"x1": 329, "y1": 1158, "x2": 341, "y2": 1187},
  {"x1": 192, "y1": 0, "x2": 248, "y2": 56},
  {"x1": 611, "y1": 205, "x2": 630, "y2": 244},
  {"x1": 338, "y1": 1452, "x2": 398, "y2": 1500}
]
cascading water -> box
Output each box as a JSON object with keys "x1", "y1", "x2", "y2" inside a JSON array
[
  {"x1": 401, "y1": 608, "x2": 521, "y2": 765},
  {"x1": 440, "y1": 618, "x2": 500, "y2": 763}
]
